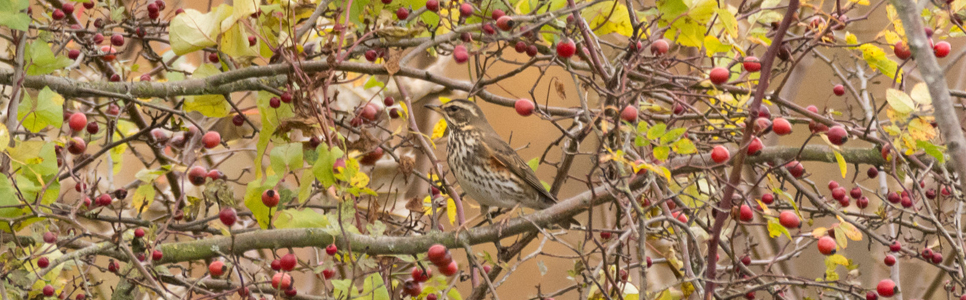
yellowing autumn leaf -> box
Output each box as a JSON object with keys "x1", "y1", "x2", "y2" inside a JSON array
[
  {"x1": 908, "y1": 117, "x2": 937, "y2": 141},
  {"x1": 170, "y1": 5, "x2": 232, "y2": 55},
  {"x1": 583, "y1": 0, "x2": 634, "y2": 37},
  {"x1": 431, "y1": 119, "x2": 447, "y2": 139},
  {"x1": 886, "y1": 88, "x2": 915, "y2": 114},
  {"x1": 859, "y1": 44, "x2": 902, "y2": 81}
]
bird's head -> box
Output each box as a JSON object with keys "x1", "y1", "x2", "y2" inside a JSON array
[{"x1": 425, "y1": 99, "x2": 489, "y2": 131}]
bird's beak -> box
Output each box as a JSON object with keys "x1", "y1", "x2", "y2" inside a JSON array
[{"x1": 424, "y1": 104, "x2": 442, "y2": 113}]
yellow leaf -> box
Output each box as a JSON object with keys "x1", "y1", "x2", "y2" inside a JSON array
[
  {"x1": 812, "y1": 226, "x2": 828, "y2": 237},
  {"x1": 584, "y1": 0, "x2": 635, "y2": 37},
  {"x1": 910, "y1": 82, "x2": 933, "y2": 106},
  {"x1": 836, "y1": 216, "x2": 864, "y2": 241},
  {"x1": 399, "y1": 102, "x2": 409, "y2": 119},
  {"x1": 886, "y1": 88, "x2": 915, "y2": 114},
  {"x1": 439, "y1": 97, "x2": 452, "y2": 104},
  {"x1": 431, "y1": 119, "x2": 447, "y2": 139},
  {"x1": 834, "y1": 150, "x2": 847, "y2": 178},
  {"x1": 715, "y1": 8, "x2": 738, "y2": 38},
  {"x1": 859, "y1": 44, "x2": 902, "y2": 81},
  {"x1": 845, "y1": 32, "x2": 858, "y2": 46},
  {"x1": 827, "y1": 254, "x2": 849, "y2": 266},
  {"x1": 446, "y1": 197, "x2": 457, "y2": 225},
  {"x1": 909, "y1": 117, "x2": 937, "y2": 141}
]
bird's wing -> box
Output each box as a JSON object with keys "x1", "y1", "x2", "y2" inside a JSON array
[{"x1": 481, "y1": 133, "x2": 557, "y2": 207}]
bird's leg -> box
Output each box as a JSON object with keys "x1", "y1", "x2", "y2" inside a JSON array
[
  {"x1": 497, "y1": 204, "x2": 521, "y2": 235},
  {"x1": 481, "y1": 205, "x2": 492, "y2": 224}
]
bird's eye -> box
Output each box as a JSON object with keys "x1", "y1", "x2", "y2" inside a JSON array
[{"x1": 445, "y1": 106, "x2": 458, "y2": 112}]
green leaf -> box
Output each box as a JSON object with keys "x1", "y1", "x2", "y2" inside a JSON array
[
  {"x1": 885, "y1": 88, "x2": 915, "y2": 114},
  {"x1": 312, "y1": 144, "x2": 344, "y2": 188},
  {"x1": 135, "y1": 165, "x2": 172, "y2": 182},
  {"x1": 361, "y1": 273, "x2": 391, "y2": 300},
  {"x1": 169, "y1": 6, "x2": 232, "y2": 55},
  {"x1": 583, "y1": 0, "x2": 634, "y2": 36},
  {"x1": 17, "y1": 87, "x2": 63, "y2": 133},
  {"x1": 859, "y1": 44, "x2": 902, "y2": 81},
  {"x1": 243, "y1": 174, "x2": 281, "y2": 229},
  {"x1": 672, "y1": 138, "x2": 697, "y2": 154},
  {"x1": 332, "y1": 279, "x2": 353, "y2": 299},
  {"x1": 767, "y1": 219, "x2": 792, "y2": 240},
  {"x1": 9, "y1": 141, "x2": 58, "y2": 179},
  {"x1": 364, "y1": 76, "x2": 386, "y2": 89},
  {"x1": 275, "y1": 209, "x2": 330, "y2": 228},
  {"x1": 297, "y1": 169, "x2": 314, "y2": 203},
  {"x1": 833, "y1": 150, "x2": 847, "y2": 178},
  {"x1": 254, "y1": 91, "x2": 294, "y2": 179},
  {"x1": 653, "y1": 145, "x2": 670, "y2": 161},
  {"x1": 646, "y1": 123, "x2": 666, "y2": 140},
  {"x1": 661, "y1": 127, "x2": 686, "y2": 144},
  {"x1": 917, "y1": 140, "x2": 946, "y2": 163},
  {"x1": 0, "y1": 0, "x2": 29, "y2": 31},
  {"x1": 221, "y1": 25, "x2": 259, "y2": 58},
  {"x1": 270, "y1": 143, "x2": 304, "y2": 174},
  {"x1": 132, "y1": 184, "x2": 156, "y2": 214},
  {"x1": 715, "y1": 8, "x2": 738, "y2": 38},
  {"x1": 527, "y1": 157, "x2": 540, "y2": 172},
  {"x1": 24, "y1": 40, "x2": 71, "y2": 76},
  {"x1": 184, "y1": 64, "x2": 232, "y2": 117}
]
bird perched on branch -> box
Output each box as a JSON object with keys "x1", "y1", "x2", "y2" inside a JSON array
[{"x1": 425, "y1": 99, "x2": 578, "y2": 228}]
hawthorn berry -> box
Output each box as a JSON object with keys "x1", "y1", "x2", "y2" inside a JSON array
[
  {"x1": 817, "y1": 236, "x2": 836, "y2": 255},
  {"x1": 743, "y1": 56, "x2": 761, "y2": 72},
  {"x1": 650, "y1": 39, "x2": 669, "y2": 56},
  {"x1": 202, "y1": 131, "x2": 220, "y2": 149},
  {"x1": 710, "y1": 145, "x2": 730, "y2": 163},
  {"x1": 884, "y1": 255, "x2": 896, "y2": 266},
  {"x1": 772, "y1": 117, "x2": 792, "y2": 135},
  {"x1": 514, "y1": 99, "x2": 534, "y2": 116},
  {"x1": 219, "y1": 207, "x2": 237, "y2": 226},
  {"x1": 68, "y1": 137, "x2": 87, "y2": 154},
  {"x1": 894, "y1": 41, "x2": 912, "y2": 60},
  {"x1": 271, "y1": 272, "x2": 293, "y2": 289},
  {"x1": 761, "y1": 194, "x2": 774, "y2": 204},
  {"x1": 262, "y1": 189, "x2": 280, "y2": 207},
  {"x1": 38, "y1": 257, "x2": 50, "y2": 268},
  {"x1": 326, "y1": 244, "x2": 338, "y2": 255},
  {"x1": 411, "y1": 266, "x2": 431, "y2": 282},
  {"x1": 556, "y1": 40, "x2": 576, "y2": 58},
  {"x1": 280, "y1": 253, "x2": 297, "y2": 271},
  {"x1": 935, "y1": 41, "x2": 951, "y2": 58},
  {"x1": 778, "y1": 211, "x2": 800, "y2": 228},
  {"x1": 426, "y1": 0, "x2": 439, "y2": 12},
  {"x1": 188, "y1": 166, "x2": 208, "y2": 186},
  {"x1": 833, "y1": 84, "x2": 846, "y2": 96},
  {"x1": 877, "y1": 279, "x2": 897, "y2": 297},
  {"x1": 709, "y1": 67, "x2": 729, "y2": 85},
  {"x1": 620, "y1": 105, "x2": 638, "y2": 123}
]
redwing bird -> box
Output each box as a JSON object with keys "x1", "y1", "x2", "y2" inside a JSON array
[{"x1": 425, "y1": 99, "x2": 577, "y2": 228}]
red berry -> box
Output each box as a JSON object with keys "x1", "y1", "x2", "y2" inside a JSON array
[
  {"x1": 248, "y1": 36, "x2": 257, "y2": 46},
  {"x1": 743, "y1": 56, "x2": 761, "y2": 72},
  {"x1": 922, "y1": 248, "x2": 934, "y2": 259},
  {"x1": 817, "y1": 236, "x2": 836, "y2": 255},
  {"x1": 761, "y1": 194, "x2": 774, "y2": 204},
  {"x1": 411, "y1": 266, "x2": 431, "y2": 282},
  {"x1": 496, "y1": 16, "x2": 514, "y2": 31},
  {"x1": 262, "y1": 189, "x2": 280, "y2": 207},
  {"x1": 427, "y1": 244, "x2": 451, "y2": 266},
  {"x1": 884, "y1": 255, "x2": 896, "y2": 266},
  {"x1": 741, "y1": 255, "x2": 751, "y2": 266},
  {"x1": 482, "y1": 23, "x2": 496, "y2": 35},
  {"x1": 778, "y1": 211, "x2": 800, "y2": 228},
  {"x1": 269, "y1": 97, "x2": 281, "y2": 108},
  {"x1": 439, "y1": 260, "x2": 459, "y2": 276},
  {"x1": 850, "y1": 186, "x2": 863, "y2": 199},
  {"x1": 284, "y1": 288, "x2": 297, "y2": 297},
  {"x1": 454, "y1": 50, "x2": 469, "y2": 64},
  {"x1": 890, "y1": 241, "x2": 901, "y2": 252},
  {"x1": 271, "y1": 272, "x2": 293, "y2": 289},
  {"x1": 738, "y1": 204, "x2": 753, "y2": 222},
  {"x1": 785, "y1": 160, "x2": 805, "y2": 178},
  {"x1": 709, "y1": 67, "x2": 729, "y2": 85},
  {"x1": 646, "y1": 256, "x2": 652, "y2": 268},
  {"x1": 887, "y1": 192, "x2": 901, "y2": 204},
  {"x1": 459, "y1": 3, "x2": 473, "y2": 17},
  {"x1": 856, "y1": 196, "x2": 869, "y2": 209},
  {"x1": 673, "y1": 103, "x2": 685, "y2": 115},
  {"x1": 833, "y1": 84, "x2": 846, "y2": 96},
  {"x1": 219, "y1": 207, "x2": 237, "y2": 226},
  {"x1": 326, "y1": 244, "x2": 338, "y2": 255},
  {"x1": 365, "y1": 50, "x2": 377, "y2": 62},
  {"x1": 402, "y1": 280, "x2": 422, "y2": 297},
  {"x1": 383, "y1": 96, "x2": 394, "y2": 106},
  {"x1": 38, "y1": 257, "x2": 50, "y2": 268},
  {"x1": 426, "y1": 0, "x2": 439, "y2": 12},
  {"x1": 868, "y1": 167, "x2": 879, "y2": 178},
  {"x1": 600, "y1": 231, "x2": 613, "y2": 239},
  {"x1": 772, "y1": 117, "x2": 792, "y2": 135},
  {"x1": 514, "y1": 99, "x2": 535, "y2": 116},
  {"x1": 360, "y1": 147, "x2": 384, "y2": 165},
  {"x1": 108, "y1": 260, "x2": 119, "y2": 272},
  {"x1": 111, "y1": 33, "x2": 124, "y2": 46},
  {"x1": 53, "y1": 9, "x2": 66, "y2": 20},
  {"x1": 202, "y1": 131, "x2": 221, "y2": 149},
  {"x1": 43, "y1": 285, "x2": 54, "y2": 297},
  {"x1": 68, "y1": 137, "x2": 87, "y2": 154},
  {"x1": 877, "y1": 279, "x2": 897, "y2": 297},
  {"x1": 84, "y1": 1, "x2": 95, "y2": 9},
  {"x1": 208, "y1": 261, "x2": 225, "y2": 277},
  {"x1": 280, "y1": 253, "x2": 297, "y2": 271},
  {"x1": 208, "y1": 52, "x2": 219, "y2": 63},
  {"x1": 650, "y1": 39, "x2": 669, "y2": 56},
  {"x1": 271, "y1": 259, "x2": 281, "y2": 270},
  {"x1": 360, "y1": 104, "x2": 379, "y2": 121},
  {"x1": 671, "y1": 211, "x2": 688, "y2": 223},
  {"x1": 926, "y1": 189, "x2": 937, "y2": 199},
  {"x1": 68, "y1": 49, "x2": 80, "y2": 60},
  {"x1": 710, "y1": 145, "x2": 730, "y2": 163},
  {"x1": 44, "y1": 231, "x2": 57, "y2": 243},
  {"x1": 94, "y1": 193, "x2": 112, "y2": 206},
  {"x1": 188, "y1": 166, "x2": 207, "y2": 186},
  {"x1": 152, "y1": 250, "x2": 163, "y2": 261},
  {"x1": 901, "y1": 195, "x2": 913, "y2": 207},
  {"x1": 514, "y1": 41, "x2": 527, "y2": 53},
  {"x1": 134, "y1": 227, "x2": 145, "y2": 238},
  {"x1": 620, "y1": 105, "x2": 638, "y2": 123},
  {"x1": 746, "y1": 137, "x2": 763, "y2": 156},
  {"x1": 934, "y1": 41, "x2": 951, "y2": 58},
  {"x1": 232, "y1": 114, "x2": 245, "y2": 126},
  {"x1": 556, "y1": 40, "x2": 576, "y2": 58},
  {"x1": 491, "y1": 9, "x2": 505, "y2": 20},
  {"x1": 894, "y1": 42, "x2": 912, "y2": 60},
  {"x1": 322, "y1": 268, "x2": 336, "y2": 279},
  {"x1": 827, "y1": 126, "x2": 848, "y2": 145},
  {"x1": 151, "y1": 128, "x2": 169, "y2": 144},
  {"x1": 69, "y1": 113, "x2": 88, "y2": 132},
  {"x1": 932, "y1": 252, "x2": 943, "y2": 263},
  {"x1": 100, "y1": 45, "x2": 116, "y2": 61},
  {"x1": 867, "y1": 292, "x2": 878, "y2": 300},
  {"x1": 396, "y1": 7, "x2": 410, "y2": 20}
]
